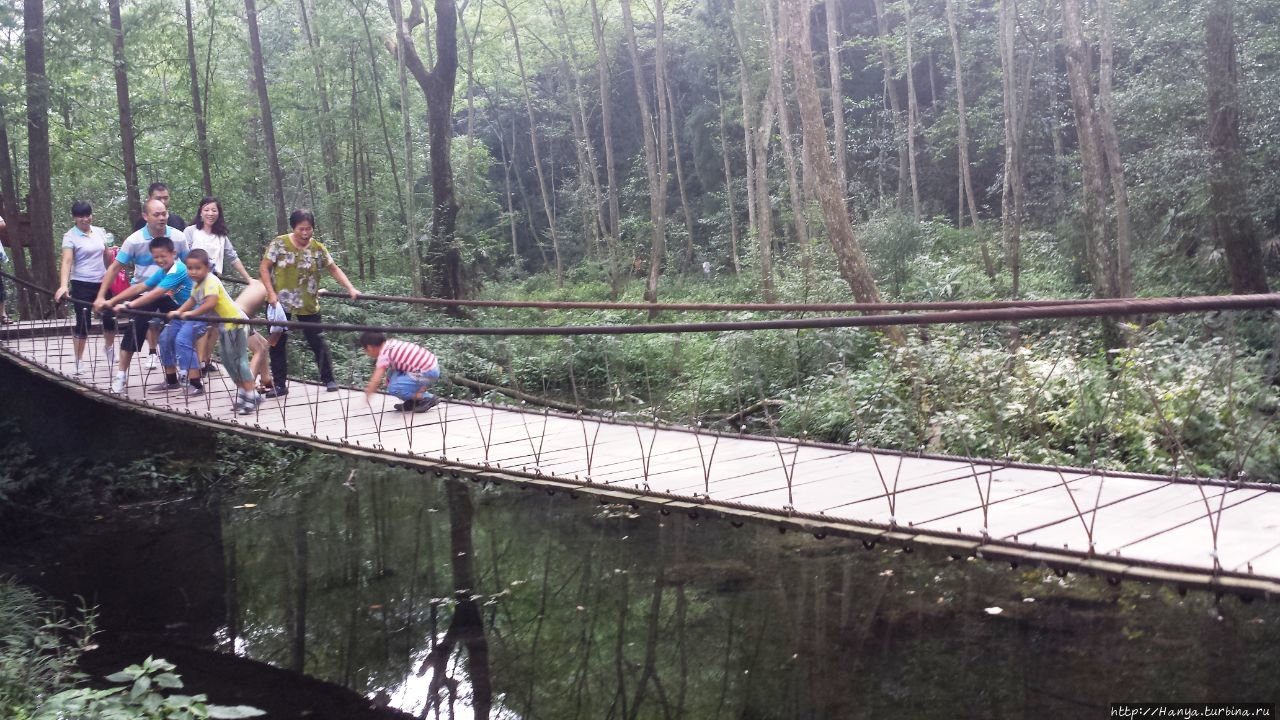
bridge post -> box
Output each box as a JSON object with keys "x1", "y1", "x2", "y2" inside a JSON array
[{"x1": 0, "y1": 353, "x2": 216, "y2": 462}]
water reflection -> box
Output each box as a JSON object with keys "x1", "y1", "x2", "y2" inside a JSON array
[{"x1": 214, "y1": 457, "x2": 1280, "y2": 719}]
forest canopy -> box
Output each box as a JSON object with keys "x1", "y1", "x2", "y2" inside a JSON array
[{"x1": 0, "y1": 0, "x2": 1277, "y2": 303}]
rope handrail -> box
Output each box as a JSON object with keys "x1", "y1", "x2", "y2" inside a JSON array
[
  {"x1": 2, "y1": 270, "x2": 1280, "y2": 335},
  {"x1": 308, "y1": 288, "x2": 1116, "y2": 313},
  {"x1": 5, "y1": 270, "x2": 1279, "y2": 335}
]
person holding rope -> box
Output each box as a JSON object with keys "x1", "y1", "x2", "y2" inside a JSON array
[
  {"x1": 259, "y1": 208, "x2": 359, "y2": 397},
  {"x1": 166, "y1": 249, "x2": 262, "y2": 412},
  {"x1": 95, "y1": 201, "x2": 190, "y2": 394},
  {"x1": 53, "y1": 201, "x2": 118, "y2": 376}
]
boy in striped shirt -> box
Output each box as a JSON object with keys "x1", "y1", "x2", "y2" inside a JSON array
[{"x1": 359, "y1": 331, "x2": 441, "y2": 412}]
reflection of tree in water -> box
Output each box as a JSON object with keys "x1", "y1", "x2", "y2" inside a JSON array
[
  {"x1": 415, "y1": 481, "x2": 492, "y2": 718},
  {"x1": 222, "y1": 459, "x2": 1280, "y2": 719}
]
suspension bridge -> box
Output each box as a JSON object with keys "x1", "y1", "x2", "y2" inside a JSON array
[{"x1": 4, "y1": 270, "x2": 1280, "y2": 599}]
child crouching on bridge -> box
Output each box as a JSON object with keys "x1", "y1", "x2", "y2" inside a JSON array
[
  {"x1": 359, "y1": 331, "x2": 441, "y2": 413},
  {"x1": 167, "y1": 249, "x2": 262, "y2": 414}
]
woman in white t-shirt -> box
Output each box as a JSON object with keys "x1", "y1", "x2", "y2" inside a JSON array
[
  {"x1": 53, "y1": 201, "x2": 117, "y2": 375},
  {"x1": 185, "y1": 197, "x2": 254, "y2": 372},
  {"x1": 186, "y1": 197, "x2": 253, "y2": 281}
]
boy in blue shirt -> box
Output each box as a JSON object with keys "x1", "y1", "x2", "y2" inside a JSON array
[{"x1": 98, "y1": 236, "x2": 192, "y2": 394}]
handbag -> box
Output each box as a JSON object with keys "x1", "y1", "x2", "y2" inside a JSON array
[{"x1": 107, "y1": 247, "x2": 130, "y2": 296}]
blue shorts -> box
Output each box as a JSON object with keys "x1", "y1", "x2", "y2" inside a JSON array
[{"x1": 386, "y1": 367, "x2": 441, "y2": 401}]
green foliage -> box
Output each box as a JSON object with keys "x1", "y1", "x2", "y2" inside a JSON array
[
  {"x1": 0, "y1": 579, "x2": 94, "y2": 717},
  {"x1": 34, "y1": 657, "x2": 264, "y2": 720}
]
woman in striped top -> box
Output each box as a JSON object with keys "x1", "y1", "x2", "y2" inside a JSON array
[{"x1": 359, "y1": 331, "x2": 441, "y2": 413}]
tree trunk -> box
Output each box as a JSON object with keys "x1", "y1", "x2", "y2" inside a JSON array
[
  {"x1": 824, "y1": 0, "x2": 846, "y2": 197},
  {"x1": 730, "y1": 0, "x2": 758, "y2": 237},
  {"x1": 24, "y1": 0, "x2": 57, "y2": 315},
  {"x1": 589, "y1": 0, "x2": 623, "y2": 293},
  {"x1": 945, "y1": 0, "x2": 995, "y2": 279},
  {"x1": 903, "y1": 0, "x2": 921, "y2": 221},
  {"x1": 620, "y1": 0, "x2": 669, "y2": 305},
  {"x1": 998, "y1": 0, "x2": 1025, "y2": 296},
  {"x1": 1063, "y1": 0, "x2": 1116, "y2": 299},
  {"x1": 0, "y1": 108, "x2": 35, "y2": 318},
  {"x1": 548, "y1": 0, "x2": 610, "y2": 268},
  {"x1": 386, "y1": 0, "x2": 421, "y2": 293},
  {"x1": 766, "y1": 0, "x2": 808, "y2": 267},
  {"x1": 1097, "y1": 0, "x2": 1132, "y2": 297},
  {"x1": 714, "y1": 63, "x2": 742, "y2": 275},
  {"x1": 298, "y1": 0, "x2": 346, "y2": 255},
  {"x1": 753, "y1": 80, "x2": 777, "y2": 301},
  {"x1": 872, "y1": 0, "x2": 908, "y2": 210},
  {"x1": 350, "y1": 52, "x2": 365, "y2": 281},
  {"x1": 108, "y1": 0, "x2": 142, "y2": 227},
  {"x1": 665, "y1": 82, "x2": 696, "y2": 270},
  {"x1": 354, "y1": 0, "x2": 407, "y2": 225},
  {"x1": 1206, "y1": 0, "x2": 1267, "y2": 293},
  {"x1": 245, "y1": 0, "x2": 288, "y2": 234},
  {"x1": 388, "y1": 0, "x2": 461, "y2": 299},
  {"x1": 783, "y1": 0, "x2": 895, "y2": 335},
  {"x1": 184, "y1": 0, "x2": 213, "y2": 196},
  {"x1": 504, "y1": 0, "x2": 563, "y2": 286}
]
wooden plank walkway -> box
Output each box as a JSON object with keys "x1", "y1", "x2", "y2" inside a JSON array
[{"x1": 6, "y1": 329, "x2": 1280, "y2": 596}]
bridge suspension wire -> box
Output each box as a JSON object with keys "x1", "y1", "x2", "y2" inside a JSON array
[{"x1": 5, "y1": 268, "x2": 1280, "y2": 598}]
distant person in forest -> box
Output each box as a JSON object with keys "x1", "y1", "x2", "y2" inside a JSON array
[
  {"x1": 132, "y1": 182, "x2": 186, "y2": 232},
  {"x1": 166, "y1": 249, "x2": 262, "y2": 412},
  {"x1": 185, "y1": 197, "x2": 253, "y2": 374},
  {"x1": 358, "y1": 331, "x2": 441, "y2": 413},
  {"x1": 53, "y1": 201, "x2": 117, "y2": 375},
  {"x1": 95, "y1": 200, "x2": 190, "y2": 393},
  {"x1": 0, "y1": 213, "x2": 9, "y2": 324},
  {"x1": 259, "y1": 208, "x2": 359, "y2": 397}
]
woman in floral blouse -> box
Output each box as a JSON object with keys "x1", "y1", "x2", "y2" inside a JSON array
[{"x1": 259, "y1": 209, "x2": 359, "y2": 397}]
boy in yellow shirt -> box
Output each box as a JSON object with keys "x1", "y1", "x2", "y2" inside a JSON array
[{"x1": 168, "y1": 249, "x2": 262, "y2": 414}]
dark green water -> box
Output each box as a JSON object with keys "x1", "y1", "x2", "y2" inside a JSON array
[{"x1": 20, "y1": 453, "x2": 1280, "y2": 718}]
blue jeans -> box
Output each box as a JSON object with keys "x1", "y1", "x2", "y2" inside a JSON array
[
  {"x1": 160, "y1": 319, "x2": 208, "y2": 373},
  {"x1": 387, "y1": 367, "x2": 440, "y2": 401}
]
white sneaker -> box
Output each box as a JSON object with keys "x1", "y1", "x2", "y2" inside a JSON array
[
  {"x1": 103, "y1": 343, "x2": 116, "y2": 366},
  {"x1": 145, "y1": 354, "x2": 158, "y2": 369},
  {"x1": 72, "y1": 363, "x2": 84, "y2": 377},
  {"x1": 111, "y1": 372, "x2": 127, "y2": 394}
]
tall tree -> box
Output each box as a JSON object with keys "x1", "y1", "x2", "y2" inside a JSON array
[
  {"x1": 589, "y1": 0, "x2": 623, "y2": 291},
  {"x1": 999, "y1": 0, "x2": 1034, "y2": 297},
  {"x1": 782, "y1": 0, "x2": 891, "y2": 320},
  {"x1": 902, "y1": 0, "x2": 921, "y2": 220},
  {"x1": 824, "y1": 0, "x2": 846, "y2": 196},
  {"x1": 108, "y1": 0, "x2": 142, "y2": 226},
  {"x1": 245, "y1": 0, "x2": 289, "y2": 233},
  {"x1": 713, "y1": 63, "x2": 742, "y2": 275},
  {"x1": 1206, "y1": 0, "x2": 1268, "y2": 293},
  {"x1": 24, "y1": 0, "x2": 57, "y2": 313},
  {"x1": 765, "y1": 0, "x2": 808, "y2": 263},
  {"x1": 1097, "y1": 0, "x2": 1132, "y2": 297},
  {"x1": 1063, "y1": 0, "x2": 1116, "y2": 299},
  {"x1": 620, "y1": 0, "x2": 670, "y2": 304},
  {"x1": 184, "y1": 0, "x2": 213, "y2": 196},
  {"x1": 502, "y1": 0, "x2": 563, "y2": 286},
  {"x1": 387, "y1": 0, "x2": 462, "y2": 299},
  {"x1": 945, "y1": 0, "x2": 994, "y2": 278},
  {"x1": 298, "y1": 0, "x2": 347, "y2": 255},
  {"x1": 0, "y1": 104, "x2": 35, "y2": 318},
  {"x1": 872, "y1": 0, "x2": 908, "y2": 209}
]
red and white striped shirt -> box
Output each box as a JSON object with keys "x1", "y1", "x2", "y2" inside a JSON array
[{"x1": 376, "y1": 339, "x2": 438, "y2": 373}]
